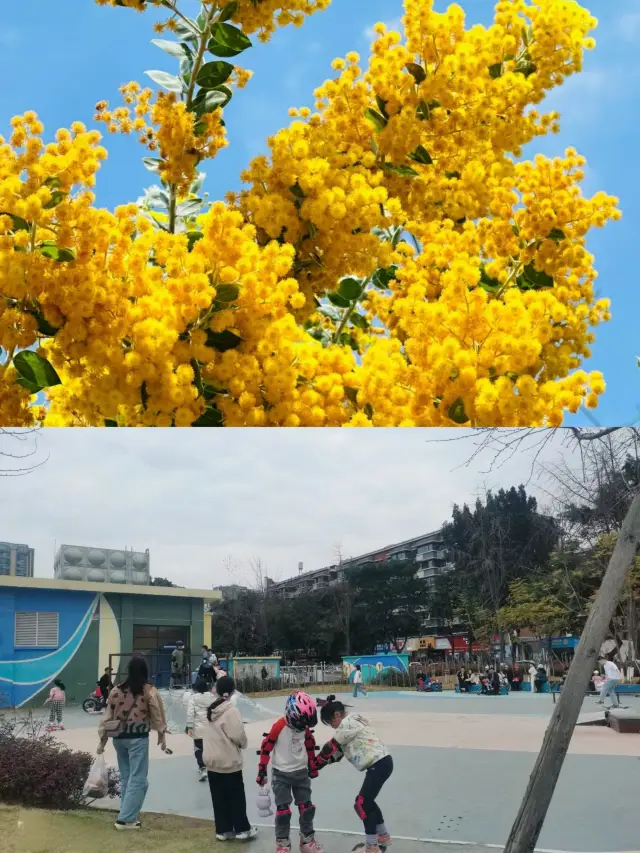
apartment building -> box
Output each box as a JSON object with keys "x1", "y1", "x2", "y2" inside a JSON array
[
  {"x1": 267, "y1": 530, "x2": 451, "y2": 600},
  {"x1": 0, "y1": 542, "x2": 35, "y2": 578}
]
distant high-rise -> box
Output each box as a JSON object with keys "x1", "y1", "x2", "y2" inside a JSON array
[
  {"x1": 54, "y1": 544, "x2": 150, "y2": 585},
  {"x1": 0, "y1": 542, "x2": 35, "y2": 577}
]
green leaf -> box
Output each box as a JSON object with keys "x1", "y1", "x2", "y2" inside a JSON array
[
  {"x1": 416, "y1": 99, "x2": 440, "y2": 121},
  {"x1": 104, "y1": 419, "x2": 118, "y2": 427},
  {"x1": 1, "y1": 212, "x2": 29, "y2": 232},
  {"x1": 350, "y1": 311, "x2": 369, "y2": 330},
  {"x1": 408, "y1": 144, "x2": 433, "y2": 165},
  {"x1": 517, "y1": 263, "x2": 554, "y2": 290},
  {"x1": 488, "y1": 62, "x2": 503, "y2": 79},
  {"x1": 327, "y1": 291, "x2": 351, "y2": 308},
  {"x1": 151, "y1": 39, "x2": 192, "y2": 59},
  {"x1": 27, "y1": 307, "x2": 62, "y2": 337},
  {"x1": 193, "y1": 405, "x2": 224, "y2": 427},
  {"x1": 145, "y1": 69, "x2": 184, "y2": 93},
  {"x1": 39, "y1": 242, "x2": 75, "y2": 262},
  {"x1": 478, "y1": 265, "x2": 501, "y2": 294},
  {"x1": 372, "y1": 266, "x2": 398, "y2": 289},
  {"x1": 546, "y1": 228, "x2": 566, "y2": 243},
  {"x1": 193, "y1": 120, "x2": 207, "y2": 137},
  {"x1": 196, "y1": 60, "x2": 234, "y2": 89},
  {"x1": 405, "y1": 62, "x2": 427, "y2": 84},
  {"x1": 445, "y1": 170, "x2": 461, "y2": 180},
  {"x1": 44, "y1": 176, "x2": 62, "y2": 190},
  {"x1": 144, "y1": 185, "x2": 170, "y2": 209},
  {"x1": 339, "y1": 332, "x2": 360, "y2": 351},
  {"x1": 13, "y1": 351, "x2": 62, "y2": 393},
  {"x1": 385, "y1": 163, "x2": 420, "y2": 178},
  {"x1": 208, "y1": 23, "x2": 252, "y2": 57},
  {"x1": 375, "y1": 95, "x2": 389, "y2": 120},
  {"x1": 186, "y1": 231, "x2": 203, "y2": 251},
  {"x1": 344, "y1": 386, "x2": 359, "y2": 405},
  {"x1": 318, "y1": 305, "x2": 340, "y2": 322},
  {"x1": 206, "y1": 329, "x2": 243, "y2": 352},
  {"x1": 364, "y1": 107, "x2": 388, "y2": 133},
  {"x1": 447, "y1": 397, "x2": 470, "y2": 424},
  {"x1": 141, "y1": 380, "x2": 149, "y2": 411},
  {"x1": 218, "y1": 0, "x2": 239, "y2": 22},
  {"x1": 142, "y1": 157, "x2": 163, "y2": 173},
  {"x1": 191, "y1": 87, "x2": 230, "y2": 117},
  {"x1": 177, "y1": 198, "x2": 203, "y2": 217},
  {"x1": 338, "y1": 277, "x2": 364, "y2": 301},
  {"x1": 43, "y1": 191, "x2": 67, "y2": 210},
  {"x1": 172, "y1": 18, "x2": 200, "y2": 41},
  {"x1": 363, "y1": 403, "x2": 374, "y2": 419},
  {"x1": 215, "y1": 283, "x2": 240, "y2": 303},
  {"x1": 516, "y1": 59, "x2": 537, "y2": 78},
  {"x1": 289, "y1": 183, "x2": 305, "y2": 200}
]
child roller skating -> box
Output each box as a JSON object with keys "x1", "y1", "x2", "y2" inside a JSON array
[
  {"x1": 315, "y1": 695, "x2": 393, "y2": 853},
  {"x1": 44, "y1": 679, "x2": 66, "y2": 730},
  {"x1": 256, "y1": 691, "x2": 324, "y2": 853}
]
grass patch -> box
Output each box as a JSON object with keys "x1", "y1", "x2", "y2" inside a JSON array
[{"x1": 1, "y1": 805, "x2": 221, "y2": 853}]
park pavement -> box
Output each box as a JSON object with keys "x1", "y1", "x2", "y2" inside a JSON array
[{"x1": 24, "y1": 690, "x2": 640, "y2": 853}]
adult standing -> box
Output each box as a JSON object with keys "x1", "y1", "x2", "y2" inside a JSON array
[
  {"x1": 534, "y1": 664, "x2": 548, "y2": 693},
  {"x1": 528, "y1": 663, "x2": 537, "y2": 690},
  {"x1": 597, "y1": 654, "x2": 627, "y2": 709},
  {"x1": 199, "y1": 646, "x2": 216, "y2": 685},
  {"x1": 97, "y1": 656, "x2": 168, "y2": 830},
  {"x1": 97, "y1": 667, "x2": 113, "y2": 707},
  {"x1": 511, "y1": 664, "x2": 521, "y2": 691},
  {"x1": 171, "y1": 641, "x2": 186, "y2": 688},
  {"x1": 352, "y1": 664, "x2": 368, "y2": 698}
]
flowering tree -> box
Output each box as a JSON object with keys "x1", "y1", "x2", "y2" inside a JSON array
[{"x1": 0, "y1": 0, "x2": 620, "y2": 427}]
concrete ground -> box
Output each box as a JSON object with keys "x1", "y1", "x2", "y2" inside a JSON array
[{"x1": 19, "y1": 690, "x2": 640, "y2": 853}]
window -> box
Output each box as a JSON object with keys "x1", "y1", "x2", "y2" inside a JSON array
[{"x1": 15, "y1": 612, "x2": 59, "y2": 648}]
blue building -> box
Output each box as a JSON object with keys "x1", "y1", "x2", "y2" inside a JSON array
[{"x1": 0, "y1": 576, "x2": 219, "y2": 708}]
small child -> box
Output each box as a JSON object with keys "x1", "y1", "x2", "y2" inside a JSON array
[
  {"x1": 203, "y1": 676, "x2": 257, "y2": 842},
  {"x1": 257, "y1": 691, "x2": 324, "y2": 853},
  {"x1": 187, "y1": 677, "x2": 215, "y2": 781},
  {"x1": 315, "y1": 695, "x2": 392, "y2": 853},
  {"x1": 44, "y1": 679, "x2": 66, "y2": 729}
]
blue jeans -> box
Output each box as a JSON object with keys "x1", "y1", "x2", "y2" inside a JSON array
[
  {"x1": 113, "y1": 737, "x2": 150, "y2": 823},
  {"x1": 353, "y1": 683, "x2": 367, "y2": 697},
  {"x1": 601, "y1": 679, "x2": 621, "y2": 706}
]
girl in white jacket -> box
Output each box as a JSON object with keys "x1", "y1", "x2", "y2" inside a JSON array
[
  {"x1": 316, "y1": 696, "x2": 392, "y2": 853},
  {"x1": 187, "y1": 677, "x2": 215, "y2": 781}
]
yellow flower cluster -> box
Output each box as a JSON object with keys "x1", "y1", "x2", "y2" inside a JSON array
[
  {"x1": 94, "y1": 0, "x2": 331, "y2": 42},
  {"x1": 96, "y1": 83, "x2": 227, "y2": 198},
  {"x1": 0, "y1": 0, "x2": 622, "y2": 427}
]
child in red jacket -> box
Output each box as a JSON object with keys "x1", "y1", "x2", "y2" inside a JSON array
[{"x1": 257, "y1": 692, "x2": 323, "y2": 853}]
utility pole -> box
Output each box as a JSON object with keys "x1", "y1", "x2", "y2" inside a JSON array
[{"x1": 504, "y1": 489, "x2": 640, "y2": 853}]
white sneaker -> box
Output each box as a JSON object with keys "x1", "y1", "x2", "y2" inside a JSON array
[
  {"x1": 199, "y1": 767, "x2": 208, "y2": 781},
  {"x1": 115, "y1": 821, "x2": 141, "y2": 831},
  {"x1": 237, "y1": 828, "x2": 259, "y2": 840},
  {"x1": 217, "y1": 833, "x2": 236, "y2": 841}
]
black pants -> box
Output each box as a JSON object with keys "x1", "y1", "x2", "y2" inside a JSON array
[
  {"x1": 194, "y1": 738, "x2": 204, "y2": 769},
  {"x1": 511, "y1": 681, "x2": 520, "y2": 691},
  {"x1": 208, "y1": 770, "x2": 251, "y2": 835},
  {"x1": 355, "y1": 755, "x2": 393, "y2": 836}
]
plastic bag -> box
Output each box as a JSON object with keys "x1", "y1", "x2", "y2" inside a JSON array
[{"x1": 83, "y1": 754, "x2": 108, "y2": 799}]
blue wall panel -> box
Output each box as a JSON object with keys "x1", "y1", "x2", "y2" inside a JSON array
[{"x1": 0, "y1": 588, "x2": 97, "y2": 707}]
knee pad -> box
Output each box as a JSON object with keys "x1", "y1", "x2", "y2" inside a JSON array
[
  {"x1": 276, "y1": 805, "x2": 292, "y2": 818},
  {"x1": 298, "y1": 801, "x2": 316, "y2": 819},
  {"x1": 354, "y1": 795, "x2": 366, "y2": 821}
]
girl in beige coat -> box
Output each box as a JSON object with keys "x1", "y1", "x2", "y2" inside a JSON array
[{"x1": 203, "y1": 675, "x2": 257, "y2": 842}]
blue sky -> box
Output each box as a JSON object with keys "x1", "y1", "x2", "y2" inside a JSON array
[{"x1": 1, "y1": 0, "x2": 637, "y2": 427}]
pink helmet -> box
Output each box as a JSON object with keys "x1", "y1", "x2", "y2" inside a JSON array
[{"x1": 285, "y1": 691, "x2": 318, "y2": 731}]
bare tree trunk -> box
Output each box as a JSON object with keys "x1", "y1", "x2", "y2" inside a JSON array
[{"x1": 504, "y1": 489, "x2": 640, "y2": 853}]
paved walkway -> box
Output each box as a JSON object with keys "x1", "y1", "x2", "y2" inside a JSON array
[{"x1": 22, "y1": 690, "x2": 640, "y2": 852}]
